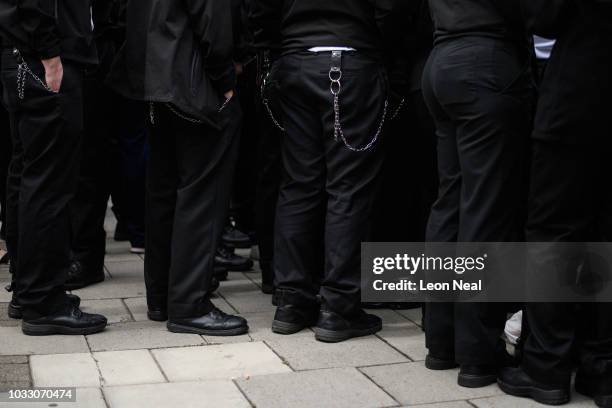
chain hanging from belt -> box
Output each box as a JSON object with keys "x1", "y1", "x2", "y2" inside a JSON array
[
  {"x1": 149, "y1": 96, "x2": 232, "y2": 126},
  {"x1": 13, "y1": 49, "x2": 52, "y2": 100},
  {"x1": 260, "y1": 52, "x2": 285, "y2": 132},
  {"x1": 329, "y1": 50, "x2": 391, "y2": 153}
]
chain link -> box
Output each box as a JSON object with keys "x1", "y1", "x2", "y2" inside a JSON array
[
  {"x1": 150, "y1": 96, "x2": 233, "y2": 126},
  {"x1": 261, "y1": 72, "x2": 285, "y2": 132},
  {"x1": 16, "y1": 60, "x2": 53, "y2": 100},
  {"x1": 390, "y1": 98, "x2": 406, "y2": 121},
  {"x1": 330, "y1": 66, "x2": 388, "y2": 153}
]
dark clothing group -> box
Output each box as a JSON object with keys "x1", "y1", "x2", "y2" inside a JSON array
[{"x1": 0, "y1": 0, "x2": 611, "y2": 406}]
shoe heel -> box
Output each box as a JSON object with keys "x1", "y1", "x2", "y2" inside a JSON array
[{"x1": 271, "y1": 320, "x2": 305, "y2": 335}]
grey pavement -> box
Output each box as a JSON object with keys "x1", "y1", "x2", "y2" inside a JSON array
[{"x1": 0, "y1": 214, "x2": 597, "y2": 408}]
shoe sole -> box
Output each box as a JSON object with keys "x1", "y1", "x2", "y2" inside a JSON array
[
  {"x1": 22, "y1": 322, "x2": 107, "y2": 336},
  {"x1": 458, "y1": 372, "x2": 498, "y2": 388},
  {"x1": 167, "y1": 322, "x2": 249, "y2": 336},
  {"x1": 271, "y1": 320, "x2": 308, "y2": 335},
  {"x1": 497, "y1": 379, "x2": 570, "y2": 405},
  {"x1": 314, "y1": 322, "x2": 382, "y2": 343},
  {"x1": 147, "y1": 312, "x2": 168, "y2": 322},
  {"x1": 425, "y1": 355, "x2": 459, "y2": 370},
  {"x1": 8, "y1": 304, "x2": 22, "y2": 320}
]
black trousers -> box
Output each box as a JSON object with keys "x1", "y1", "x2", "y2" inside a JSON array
[
  {"x1": 523, "y1": 140, "x2": 612, "y2": 388},
  {"x1": 144, "y1": 100, "x2": 241, "y2": 318},
  {"x1": 372, "y1": 89, "x2": 438, "y2": 242},
  {"x1": 1, "y1": 50, "x2": 83, "y2": 319},
  {"x1": 271, "y1": 51, "x2": 386, "y2": 315},
  {"x1": 0, "y1": 103, "x2": 9, "y2": 240},
  {"x1": 254, "y1": 95, "x2": 283, "y2": 287},
  {"x1": 70, "y1": 76, "x2": 148, "y2": 275},
  {"x1": 422, "y1": 37, "x2": 534, "y2": 365}
]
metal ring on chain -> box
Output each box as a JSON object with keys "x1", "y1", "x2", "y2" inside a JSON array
[{"x1": 330, "y1": 67, "x2": 388, "y2": 152}]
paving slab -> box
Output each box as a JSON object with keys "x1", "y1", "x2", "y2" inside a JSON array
[
  {"x1": 80, "y1": 299, "x2": 132, "y2": 324},
  {"x1": 103, "y1": 380, "x2": 250, "y2": 408},
  {"x1": 30, "y1": 353, "x2": 100, "y2": 387},
  {"x1": 0, "y1": 284, "x2": 10, "y2": 302},
  {"x1": 93, "y1": 349, "x2": 166, "y2": 386},
  {"x1": 0, "y1": 304, "x2": 18, "y2": 328},
  {"x1": 372, "y1": 309, "x2": 427, "y2": 361},
  {"x1": 361, "y1": 362, "x2": 503, "y2": 406},
  {"x1": 86, "y1": 321, "x2": 205, "y2": 352},
  {"x1": 395, "y1": 307, "x2": 424, "y2": 326},
  {"x1": 0, "y1": 387, "x2": 106, "y2": 408},
  {"x1": 237, "y1": 367, "x2": 397, "y2": 408},
  {"x1": 470, "y1": 394, "x2": 597, "y2": 408},
  {"x1": 265, "y1": 334, "x2": 408, "y2": 371},
  {"x1": 240, "y1": 311, "x2": 312, "y2": 342},
  {"x1": 0, "y1": 326, "x2": 90, "y2": 355},
  {"x1": 72, "y1": 275, "x2": 146, "y2": 300},
  {"x1": 218, "y1": 284, "x2": 274, "y2": 314},
  {"x1": 104, "y1": 261, "x2": 144, "y2": 278},
  {"x1": 152, "y1": 341, "x2": 291, "y2": 382},
  {"x1": 0, "y1": 362, "x2": 31, "y2": 392},
  {"x1": 407, "y1": 402, "x2": 473, "y2": 408}
]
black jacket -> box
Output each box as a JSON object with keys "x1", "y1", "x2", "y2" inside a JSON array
[
  {"x1": 107, "y1": 0, "x2": 235, "y2": 126},
  {"x1": 250, "y1": 0, "x2": 396, "y2": 56},
  {"x1": 522, "y1": 0, "x2": 612, "y2": 144},
  {"x1": 0, "y1": 0, "x2": 97, "y2": 65},
  {"x1": 428, "y1": 0, "x2": 527, "y2": 45}
]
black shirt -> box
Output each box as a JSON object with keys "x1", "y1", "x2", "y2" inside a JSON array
[
  {"x1": 428, "y1": 0, "x2": 526, "y2": 45},
  {"x1": 0, "y1": 0, "x2": 97, "y2": 65},
  {"x1": 250, "y1": 0, "x2": 396, "y2": 55}
]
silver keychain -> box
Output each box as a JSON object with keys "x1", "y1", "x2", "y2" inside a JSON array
[
  {"x1": 14, "y1": 49, "x2": 53, "y2": 100},
  {"x1": 329, "y1": 50, "x2": 388, "y2": 153},
  {"x1": 261, "y1": 71, "x2": 285, "y2": 132}
]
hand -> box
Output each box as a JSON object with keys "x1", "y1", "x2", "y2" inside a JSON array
[
  {"x1": 41, "y1": 56, "x2": 63, "y2": 93},
  {"x1": 234, "y1": 62, "x2": 244, "y2": 76},
  {"x1": 224, "y1": 90, "x2": 234, "y2": 100}
]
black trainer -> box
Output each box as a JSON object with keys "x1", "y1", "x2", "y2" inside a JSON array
[
  {"x1": 314, "y1": 307, "x2": 382, "y2": 343},
  {"x1": 222, "y1": 224, "x2": 252, "y2": 249},
  {"x1": 22, "y1": 303, "x2": 107, "y2": 336},
  {"x1": 272, "y1": 304, "x2": 319, "y2": 335},
  {"x1": 64, "y1": 261, "x2": 105, "y2": 290},
  {"x1": 215, "y1": 245, "x2": 254, "y2": 272},
  {"x1": 147, "y1": 306, "x2": 168, "y2": 322},
  {"x1": 8, "y1": 292, "x2": 80, "y2": 320},
  {"x1": 458, "y1": 365, "x2": 499, "y2": 388},
  {"x1": 167, "y1": 307, "x2": 248, "y2": 336},
  {"x1": 498, "y1": 367, "x2": 570, "y2": 405},
  {"x1": 576, "y1": 372, "x2": 612, "y2": 408},
  {"x1": 425, "y1": 352, "x2": 459, "y2": 370}
]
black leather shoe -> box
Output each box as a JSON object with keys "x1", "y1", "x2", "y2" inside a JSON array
[
  {"x1": 425, "y1": 352, "x2": 459, "y2": 370},
  {"x1": 272, "y1": 304, "x2": 318, "y2": 335},
  {"x1": 64, "y1": 261, "x2": 105, "y2": 290},
  {"x1": 576, "y1": 372, "x2": 612, "y2": 408},
  {"x1": 498, "y1": 367, "x2": 570, "y2": 405},
  {"x1": 167, "y1": 308, "x2": 248, "y2": 336},
  {"x1": 9, "y1": 292, "x2": 80, "y2": 320},
  {"x1": 261, "y1": 283, "x2": 275, "y2": 295},
  {"x1": 147, "y1": 306, "x2": 168, "y2": 322},
  {"x1": 222, "y1": 225, "x2": 252, "y2": 249},
  {"x1": 458, "y1": 365, "x2": 499, "y2": 388},
  {"x1": 22, "y1": 304, "x2": 107, "y2": 336},
  {"x1": 314, "y1": 307, "x2": 382, "y2": 343},
  {"x1": 215, "y1": 245, "x2": 253, "y2": 272},
  {"x1": 215, "y1": 266, "x2": 229, "y2": 282}
]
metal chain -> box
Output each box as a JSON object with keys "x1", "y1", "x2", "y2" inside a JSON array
[
  {"x1": 16, "y1": 60, "x2": 52, "y2": 100},
  {"x1": 149, "y1": 102, "x2": 156, "y2": 125},
  {"x1": 390, "y1": 98, "x2": 406, "y2": 121},
  {"x1": 165, "y1": 103, "x2": 204, "y2": 124},
  {"x1": 260, "y1": 72, "x2": 285, "y2": 132},
  {"x1": 330, "y1": 67, "x2": 388, "y2": 152}
]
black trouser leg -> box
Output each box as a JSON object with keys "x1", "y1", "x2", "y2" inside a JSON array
[
  {"x1": 523, "y1": 140, "x2": 612, "y2": 387},
  {"x1": 0, "y1": 105, "x2": 10, "y2": 241},
  {"x1": 254, "y1": 99, "x2": 282, "y2": 287},
  {"x1": 70, "y1": 73, "x2": 114, "y2": 278},
  {"x1": 274, "y1": 52, "x2": 386, "y2": 315},
  {"x1": 422, "y1": 38, "x2": 534, "y2": 365},
  {"x1": 145, "y1": 100, "x2": 241, "y2": 318},
  {"x1": 1, "y1": 51, "x2": 83, "y2": 319}
]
